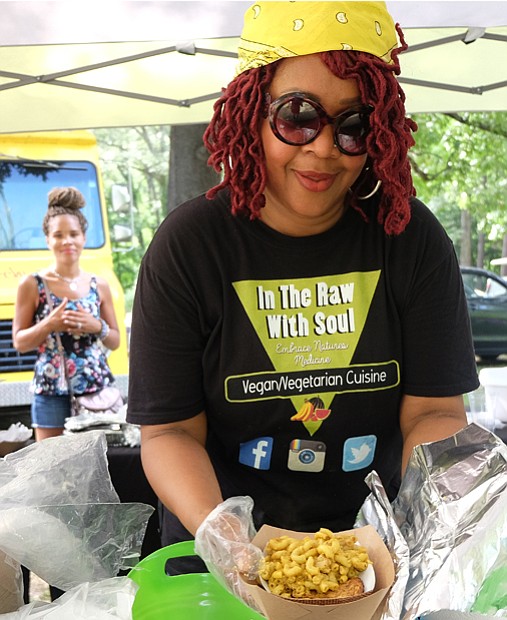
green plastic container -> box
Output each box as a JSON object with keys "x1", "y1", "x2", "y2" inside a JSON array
[
  {"x1": 128, "y1": 541, "x2": 265, "y2": 619},
  {"x1": 471, "y1": 565, "x2": 507, "y2": 615}
]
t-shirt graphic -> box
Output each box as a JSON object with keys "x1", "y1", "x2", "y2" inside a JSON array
[
  {"x1": 229, "y1": 272, "x2": 400, "y2": 435},
  {"x1": 342, "y1": 435, "x2": 377, "y2": 471},
  {"x1": 239, "y1": 437, "x2": 274, "y2": 470}
]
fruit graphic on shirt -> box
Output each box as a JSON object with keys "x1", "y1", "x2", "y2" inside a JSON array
[
  {"x1": 307, "y1": 397, "x2": 331, "y2": 421},
  {"x1": 309, "y1": 406, "x2": 332, "y2": 421},
  {"x1": 291, "y1": 397, "x2": 332, "y2": 422},
  {"x1": 290, "y1": 400, "x2": 314, "y2": 421}
]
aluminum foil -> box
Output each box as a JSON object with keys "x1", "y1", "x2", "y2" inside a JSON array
[
  {"x1": 358, "y1": 424, "x2": 507, "y2": 620},
  {"x1": 356, "y1": 470, "x2": 410, "y2": 620}
]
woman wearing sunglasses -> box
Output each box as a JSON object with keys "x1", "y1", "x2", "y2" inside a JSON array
[{"x1": 127, "y1": 1, "x2": 478, "y2": 586}]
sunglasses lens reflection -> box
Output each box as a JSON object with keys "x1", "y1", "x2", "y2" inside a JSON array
[
  {"x1": 275, "y1": 99, "x2": 321, "y2": 144},
  {"x1": 335, "y1": 112, "x2": 369, "y2": 155},
  {"x1": 271, "y1": 96, "x2": 370, "y2": 155}
]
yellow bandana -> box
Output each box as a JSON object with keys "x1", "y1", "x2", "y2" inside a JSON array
[{"x1": 237, "y1": 1, "x2": 398, "y2": 74}]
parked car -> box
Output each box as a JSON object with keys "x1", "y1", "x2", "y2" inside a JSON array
[{"x1": 460, "y1": 266, "x2": 507, "y2": 360}]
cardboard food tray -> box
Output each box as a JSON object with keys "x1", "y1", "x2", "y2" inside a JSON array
[{"x1": 243, "y1": 524, "x2": 395, "y2": 620}]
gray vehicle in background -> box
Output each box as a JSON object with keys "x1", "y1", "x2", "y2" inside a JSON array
[{"x1": 461, "y1": 266, "x2": 507, "y2": 361}]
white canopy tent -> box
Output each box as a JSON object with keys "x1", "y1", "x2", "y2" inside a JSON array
[{"x1": 0, "y1": 1, "x2": 506, "y2": 133}]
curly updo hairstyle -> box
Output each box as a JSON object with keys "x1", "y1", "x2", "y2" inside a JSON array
[
  {"x1": 204, "y1": 25, "x2": 417, "y2": 236},
  {"x1": 42, "y1": 186, "x2": 88, "y2": 235}
]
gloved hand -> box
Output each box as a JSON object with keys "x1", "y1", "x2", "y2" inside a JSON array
[{"x1": 194, "y1": 496, "x2": 264, "y2": 613}]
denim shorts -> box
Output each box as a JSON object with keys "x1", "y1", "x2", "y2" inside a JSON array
[{"x1": 31, "y1": 394, "x2": 71, "y2": 429}]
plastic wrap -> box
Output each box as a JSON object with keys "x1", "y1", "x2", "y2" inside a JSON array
[{"x1": 0, "y1": 431, "x2": 154, "y2": 611}]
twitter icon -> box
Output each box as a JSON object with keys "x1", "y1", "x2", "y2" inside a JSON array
[{"x1": 342, "y1": 435, "x2": 377, "y2": 472}]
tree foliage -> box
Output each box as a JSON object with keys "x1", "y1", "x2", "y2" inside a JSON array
[
  {"x1": 409, "y1": 111, "x2": 507, "y2": 268},
  {"x1": 92, "y1": 126, "x2": 170, "y2": 309}
]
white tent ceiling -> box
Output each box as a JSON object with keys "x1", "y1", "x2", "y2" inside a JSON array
[{"x1": 0, "y1": 1, "x2": 506, "y2": 133}]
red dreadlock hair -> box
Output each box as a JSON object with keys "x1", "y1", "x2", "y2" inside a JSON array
[{"x1": 204, "y1": 24, "x2": 417, "y2": 236}]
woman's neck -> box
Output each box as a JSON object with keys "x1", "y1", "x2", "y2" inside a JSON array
[{"x1": 52, "y1": 265, "x2": 81, "y2": 279}]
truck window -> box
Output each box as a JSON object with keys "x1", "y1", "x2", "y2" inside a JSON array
[{"x1": 0, "y1": 161, "x2": 105, "y2": 250}]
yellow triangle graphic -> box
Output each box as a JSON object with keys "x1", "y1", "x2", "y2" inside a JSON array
[{"x1": 232, "y1": 271, "x2": 380, "y2": 434}]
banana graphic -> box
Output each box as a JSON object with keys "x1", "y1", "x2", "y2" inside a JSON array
[{"x1": 290, "y1": 400, "x2": 315, "y2": 422}]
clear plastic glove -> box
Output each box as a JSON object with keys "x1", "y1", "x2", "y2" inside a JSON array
[{"x1": 194, "y1": 496, "x2": 264, "y2": 612}]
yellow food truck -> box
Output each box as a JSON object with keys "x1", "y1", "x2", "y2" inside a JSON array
[{"x1": 0, "y1": 130, "x2": 129, "y2": 426}]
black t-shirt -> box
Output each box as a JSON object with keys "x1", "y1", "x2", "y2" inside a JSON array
[{"x1": 127, "y1": 189, "x2": 478, "y2": 532}]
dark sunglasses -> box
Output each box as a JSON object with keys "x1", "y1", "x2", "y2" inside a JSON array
[{"x1": 267, "y1": 92, "x2": 372, "y2": 156}]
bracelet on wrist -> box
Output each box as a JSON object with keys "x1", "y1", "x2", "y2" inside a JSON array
[{"x1": 98, "y1": 318, "x2": 110, "y2": 340}]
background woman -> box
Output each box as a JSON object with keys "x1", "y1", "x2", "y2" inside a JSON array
[
  {"x1": 127, "y1": 0, "x2": 479, "y2": 579},
  {"x1": 13, "y1": 186, "x2": 120, "y2": 441}
]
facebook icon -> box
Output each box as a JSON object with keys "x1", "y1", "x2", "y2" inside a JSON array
[{"x1": 239, "y1": 437, "x2": 274, "y2": 470}]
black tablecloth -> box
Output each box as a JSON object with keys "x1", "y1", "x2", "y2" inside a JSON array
[{"x1": 106, "y1": 445, "x2": 161, "y2": 559}]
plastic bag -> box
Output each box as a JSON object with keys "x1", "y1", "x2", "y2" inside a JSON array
[
  {"x1": 0, "y1": 503, "x2": 152, "y2": 590},
  {"x1": 0, "y1": 577, "x2": 137, "y2": 619},
  {"x1": 0, "y1": 430, "x2": 118, "y2": 507},
  {"x1": 0, "y1": 431, "x2": 154, "y2": 598}
]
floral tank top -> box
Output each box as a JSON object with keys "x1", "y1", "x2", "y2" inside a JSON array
[{"x1": 31, "y1": 274, "x2": 115, "y2": 396}]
